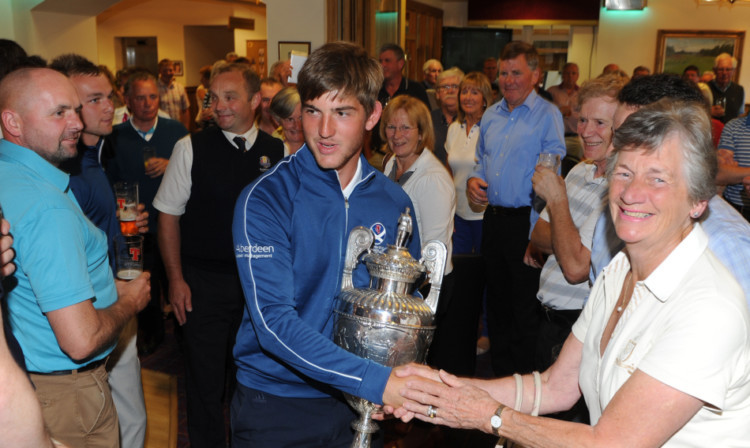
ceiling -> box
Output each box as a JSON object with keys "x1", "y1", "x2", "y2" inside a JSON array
[{"x1": 31, "y1": 0, "x2": 265, "y2": 17}]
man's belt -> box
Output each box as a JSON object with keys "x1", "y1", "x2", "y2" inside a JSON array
[
  {"x1": 541, "y1": 304, "x2": 581, "y2": 329},
  {"x1": 486, "y1": 205, "x2": 531, "y2": 217},
  {"x1": 28, "y1": 357, "x2": 107, "y2": 376}
]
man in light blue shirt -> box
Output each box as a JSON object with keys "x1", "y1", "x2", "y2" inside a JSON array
[
  {"x1": 0, "y1": 67, "x2": 150, "y2": 447},
  {"x1": 467, "y1": 41, "x2": 566, "y2": 376}
]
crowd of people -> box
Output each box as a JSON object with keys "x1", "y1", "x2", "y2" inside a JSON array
[{"x1": 0, "y1": 34, "x2": 749, "y2": 448}]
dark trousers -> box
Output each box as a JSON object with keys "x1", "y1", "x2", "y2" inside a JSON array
[
  {"x1": 535, "y1": 305, "x2": 581, "y2": 371},
  {"x1": 180, "y1": 263, "x2": 244, "y2": 448},
  {"x1": 427, "y1": 258, "x2": 484, "y2": 376},
  {"x1": 481, "y1": 208, "x2": 541, "y2": 376},
  {"x1": 231, "y1": 383, "x2": 374, "y2": 448},
  {"x1": 536, "y1": 305, "x2": 589, "y2": 423},
  {"x1": 138, "y1": 233, "x2": 166, "y2": 350}
]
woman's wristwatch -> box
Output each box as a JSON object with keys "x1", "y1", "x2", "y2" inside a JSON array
[{"x1": 490, "y1": 403, "x2": 508, "y2": 435}]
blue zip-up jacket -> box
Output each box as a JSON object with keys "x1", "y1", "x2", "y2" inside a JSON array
[{"x1": 232, "y1": 146, "x2": 421, "y2": 404}]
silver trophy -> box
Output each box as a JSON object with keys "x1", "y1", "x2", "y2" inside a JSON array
[{"x1": 334, "y1": 208, "x2": 447, "y2": 448}]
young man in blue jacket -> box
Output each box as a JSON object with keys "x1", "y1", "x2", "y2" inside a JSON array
[{"x1": 231, "y1": 41, "x2": 423, "y2": 447}]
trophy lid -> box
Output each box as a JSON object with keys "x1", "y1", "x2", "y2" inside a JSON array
[{"x1": 362, "y1": 209, "x2": 424, "y2": 284}]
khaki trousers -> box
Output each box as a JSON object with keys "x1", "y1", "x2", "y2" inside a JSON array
[{"x1": 30, "y1": 363, "x2": 120, "y2": 448}]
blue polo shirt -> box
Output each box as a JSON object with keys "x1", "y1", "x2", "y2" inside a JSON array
[{"x1": 0, "y1": 139, "x2": 117, "y2": 372}]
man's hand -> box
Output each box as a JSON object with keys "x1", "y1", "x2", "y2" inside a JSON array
[
  {"x1": 145, "y1": 157, "x2": 169, "y2": 178},
  {"x1": 115, "y1": 272, "x2": 151, "y2": 315},
  {"x1": 523, "y1": 241, "x2": 545, "y2": 269},
  {"x1": 170, "y1": 278, "x2": 192, "y2": 325},
  {"x1": 0, "y1": 218, "x2": 15, "y2": 278},
  {"x1": 717, "y1": 148, "x2": 738, "y2": 167},
  {"x1": 467, "y1": 178, "x2": 489, "y2": 206},
  {"x1": 531, "y1": 165, "x2": 565, "y2": 205},
  {"x1": 381, "y1": 363, "x2": 443, "y2": 421},
  {"x1": 135, "y1": 204, "x2": 149, "y2": 234},
  {"x1": 711, "y1": 104, "x2": 725, "y2": 118}
]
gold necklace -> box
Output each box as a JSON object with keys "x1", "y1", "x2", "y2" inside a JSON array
[{"x1": 616, "y1": 271, "x2": 634, "y2": 313}]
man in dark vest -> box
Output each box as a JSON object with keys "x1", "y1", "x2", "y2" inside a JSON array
[
  {"x1": 709, "y1": 52, "x2": 746, "y2": 124},
  {"x1": 153, "y1": 61, "x2": 284, "y2": 448}
]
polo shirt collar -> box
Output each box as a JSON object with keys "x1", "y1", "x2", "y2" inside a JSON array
[
  {"x1": 583, "y1": 162, "x2": 607, "y2": 185},
  {"x1": 0, "y1": 139, "x2": 69, "y2": 192},
  {"x1": 641, "y1": 223, "x2": 707, "y2": 302}
]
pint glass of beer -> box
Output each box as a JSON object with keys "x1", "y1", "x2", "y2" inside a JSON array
[
  {"x1": 114, "y1": 181, "x2": 139, "y2": 236},
  {"x1": 115, "y1": 234, "x2": 144, "y2": 280},
  {"x1": 143, "y1": 147, "x2": 156, "y2": 169}
]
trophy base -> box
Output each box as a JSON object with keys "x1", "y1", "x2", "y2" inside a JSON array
[{"x1": 347, "y1": 399, "x2": 379, "y2": 448}]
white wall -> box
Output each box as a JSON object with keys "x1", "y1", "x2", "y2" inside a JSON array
[
  {"x1": 0, "y1": 0, "x2": 16, "y2": 39},
  {"x1": 0, "y1": 0, "x2": 98, "y2": 62},
  {"x1": 569, "y1": 25, "x2": 595, "y2": 81},
  {"x1": 96, "y1": 0, "x2": 266, "y2": 84},
  {"x1": 594, "y1": 1, "x2": 750, "y2": 88},
  {"x1": 265, "y1": 0, "x2": 326, "y2": 67}
]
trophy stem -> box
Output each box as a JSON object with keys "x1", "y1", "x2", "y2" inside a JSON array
[{"x1": 349, "y1": 406, "x2": 378, "y2": 448}]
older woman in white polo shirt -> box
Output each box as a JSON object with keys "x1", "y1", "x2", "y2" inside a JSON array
[{"x1": 388, "y1": 100, "x2": 750, "y2": 447}]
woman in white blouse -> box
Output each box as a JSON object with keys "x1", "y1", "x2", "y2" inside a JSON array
[
  {"x1": 382, "y1": 95, "x2": 456, "y2": 265},
  {"x1": 381, "y1": 95, "x2": 459, "y2": 373},
  {"x1": 445, "y1": 72, "x2": 494, "y2": 255}
]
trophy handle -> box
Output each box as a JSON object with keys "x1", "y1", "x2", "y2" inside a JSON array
[
  {"x1": 341, "y1": 226, "x2": 374, "y2": 291},
  {"x1": 420, "y1": 240, "x2": 447, "y2": 314}
]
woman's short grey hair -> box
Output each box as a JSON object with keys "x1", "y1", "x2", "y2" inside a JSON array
[
  {"x1": 270, "y1": 86, "x2": 300, "y2": 122},
  {"x1": 608, "y1": 98, "x2": 717, "y2": 203},
  {"x1": 436, "y1": 67, "x2": 464, "y2": 85}
]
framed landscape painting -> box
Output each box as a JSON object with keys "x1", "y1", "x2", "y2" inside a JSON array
[{"x1": 655, "y1": 30, "x2": 744, "y2": 79}]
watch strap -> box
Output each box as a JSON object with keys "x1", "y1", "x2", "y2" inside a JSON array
[{"x1": 491, "y1": 403, "x2": 507, "y2": 436}]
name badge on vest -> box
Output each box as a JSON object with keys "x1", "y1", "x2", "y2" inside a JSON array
[{"x1": 259, "y1": 155, "x2": 272, "y2": 172}]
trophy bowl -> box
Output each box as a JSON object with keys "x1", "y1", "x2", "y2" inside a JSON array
[{"x1": 333, "y1": 210, "x2": 446, "y2": 448}]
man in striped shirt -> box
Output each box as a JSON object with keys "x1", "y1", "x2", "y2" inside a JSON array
[
  {"x1": 717, "y1": 113, "x2": 750, "y2": 222},
  {"x1": 157, "y1": 58, "x2": 190, "y2": 129}
]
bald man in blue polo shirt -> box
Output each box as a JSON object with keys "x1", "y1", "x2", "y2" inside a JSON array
[{"x1": 0, "y1": 67, "x2": 150, "y2": 448}]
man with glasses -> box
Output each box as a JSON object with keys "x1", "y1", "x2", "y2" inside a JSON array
[
  {"x1": 709, "y1": 53, "x2": 745, "y2": 124},
  {"x1": 431, "y1": 67, "x2": 464, "y2": 165}
]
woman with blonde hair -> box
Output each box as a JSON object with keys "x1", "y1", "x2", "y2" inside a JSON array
[{"x1": 270, "y1": 86, "x2": 303, "y2": 155}]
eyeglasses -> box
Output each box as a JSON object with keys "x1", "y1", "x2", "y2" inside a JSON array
[
  {"x1": 437, "y1": 84, "x2": 459, "y2": 92},
  {"x1": 385, "y1": 124, "x2": 416, "y2": 134}
]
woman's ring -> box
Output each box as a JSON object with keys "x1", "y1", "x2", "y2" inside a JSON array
[{"x1": 427, "y1": 405, "x2": 438, "y2": 419}]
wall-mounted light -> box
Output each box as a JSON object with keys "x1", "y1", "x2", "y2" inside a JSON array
[{"x1": 605, "y1": 0, "x2": 646, "y2": 10}]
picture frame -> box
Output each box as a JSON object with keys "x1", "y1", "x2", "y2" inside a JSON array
[
  {"x1": 172, "y1": 59, "x2": 184, "y2": 76},
  {"x1": 278, "y1": 41, "x2": 310, "y2": 60},
  {"x1": 654, "y1": 30, "x2": 744, "y2": 79}
]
